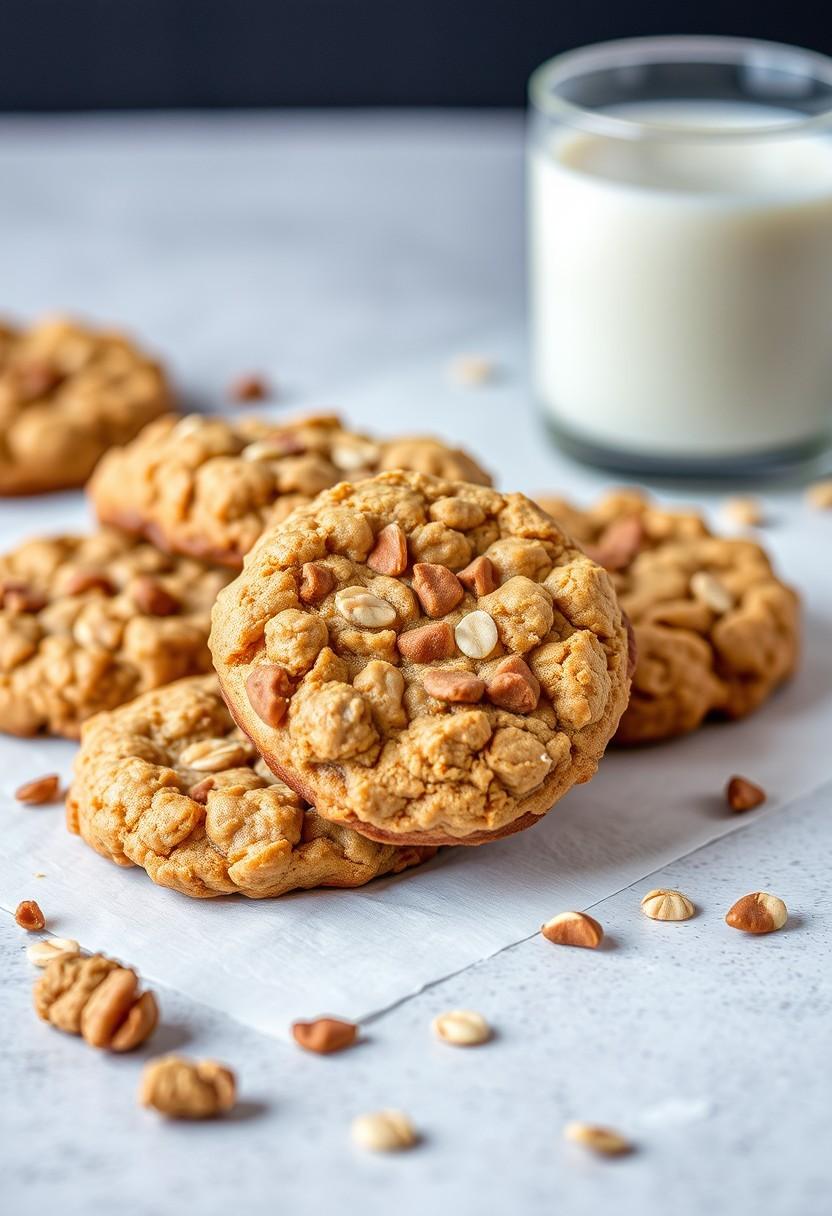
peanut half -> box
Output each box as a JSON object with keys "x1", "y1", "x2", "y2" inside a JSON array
[
  {"x1": 432, "y1": 1009, "x2": 491, "y2": 1047},
  {"x1": 27, "y1": 938, "x2": 81, "y2": 967},
  {"x1": 179, "y1": 737, "x2": 253, "y2": 772},
  {"x1": 335, "y1": 586, "x2": 397, "y2": 628},
  {"x1": 690, "y1": 571, "x2": 734, "y2": 615},
  {"x1": 15, "y1": 773, "x2": 61, "y2": 805},
  {"x1": 454, "y1": 610, "x2": 498, "y2": 659},
  {"x1": 541, "y1": 911, "x2": 603, "y2": 949},
  {"x1": 726, "y1": 892, "x2": 788, "y2": 934},
  {"x1": 564, "y1": 1122, "x2": 633, "y2": 1156},
  {"x1": 351, "y1": 1110, "x2": 418, "y2": 1153}
]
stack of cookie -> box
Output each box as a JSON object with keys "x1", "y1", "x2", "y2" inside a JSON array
[{"x1": 1, "y1": 316, "x2": 800, "y2": 904}]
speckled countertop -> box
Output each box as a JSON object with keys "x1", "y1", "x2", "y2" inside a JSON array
[{"x1": 0, "y1": 112, "x2": 830, "y2": 1216}]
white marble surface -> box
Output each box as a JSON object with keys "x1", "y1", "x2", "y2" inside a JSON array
[{"x1": 1, "y1": 112, "x2": 831, "y2": 1214}]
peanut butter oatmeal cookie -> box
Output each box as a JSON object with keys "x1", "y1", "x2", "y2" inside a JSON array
[
  {"x1": 536, "y1": 490, "x2": 799, "y2": 745},
  {"x1": 0, "y1": 316, "x2": 172, "y2": 495},
  {"x1": 89, "y1": 412, "x2": 491, "y2": 569},
  {"x1": 67, "y1": 676, "x2": 433, "y2": 898},
  {"x1": 0, "y1": 530, "x2": 229, "y2": 738},
  {"x1": 210, "y1": 471, "x2": 632, "y2": 846}
]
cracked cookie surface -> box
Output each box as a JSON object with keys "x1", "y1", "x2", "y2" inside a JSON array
[
  {"x1": 67, "y1": 676, "x2": 433, "y2": 898},
  {"x1": 536, "y1": 490, "x2": 800, "y2": 744},
  {"x1": 90, "y1": 411, "x2": 491, "y2": 569},
  {"x1": 0, "y1": 317, "x2": 172, "y2": 495},
  {"x1": 210, "y1": 471, "x2": 632, "y2": 846},
  {"x1": 0, "y1": 529, "x2": 230, "y2": 738}
]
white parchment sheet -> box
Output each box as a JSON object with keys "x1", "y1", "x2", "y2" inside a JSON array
[{"x1": 1, "y1": 385, "x2": 830, "y2": 1038}]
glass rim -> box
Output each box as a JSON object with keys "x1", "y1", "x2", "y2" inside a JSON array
[{"x1": 528, "y1": 35, "x2": 832, "y2": 141}]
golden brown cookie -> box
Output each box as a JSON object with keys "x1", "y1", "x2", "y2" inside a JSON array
[
  {"x1": 210, "y1": 471, "x2": 632, "y2": 847},
  {"x1": 536, "y1": 490, "x2": 800, "y2": 744},
  {"x1": 0, "y1": 530, "x2": 229, "y2": 738},
  {"x1": 0, "y1": 316, "x2": 172, "y2": 495},
  {"x1": 67, "y1": 676, "x2": 434, "y2": 899},
  {"x1": 89, "y1": 412, "x2": 492, "y2": 570}
]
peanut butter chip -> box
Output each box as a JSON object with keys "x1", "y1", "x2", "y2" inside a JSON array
[
  {"x1": 367, "y1": 523, "x2": 409, "y2": 576},
  {"x1": 457, "y1": 555, "x2": 498, "y2": 596},
  {"x1": 422, "y1": 669, "x2": 485, "y2": 704},
  {"x1": 486, "y1": 656, "x2": 540, "y2": 714},
  {"x1": 292, "y1": 1017, "x2": 358, "y2": 1054},
  {"x1": 132, "y1": 576, "x2": 181, "y2": 617},
  {"x1": 454, "y1": 610, "x2": 498, "y2": 659},
  {"x1": 299, "y1": 562, "x2": 336, "y2": 603},
  {"x1": 246, "y1": 665, "x2": 292, "y2": 727},
  {"x1": 397, "y1": 621, "x2": 456, "y2": 663},
  {"x1": 412, "y1": 562, "x2": 464, "y2": 618}
]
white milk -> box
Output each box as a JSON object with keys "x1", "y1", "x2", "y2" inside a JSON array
[{"x1": 530, "y1": 101, "x2": 832, "y2": 460}]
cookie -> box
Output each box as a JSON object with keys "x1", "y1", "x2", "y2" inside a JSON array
[
  {"x1": 0, "y1": 529, "x2": 229, "y2": 738},
  {"x1": 210, "y1": 470, "x2": 632, "y2": 847},
  {"x1": 89, "y1": 412, "x2": 492, "y2": 569},
  {"x1": 536, "y1": 490, "x2": 800, "y2": 744},
  {"x1": 67, "y1": 676, "x2": 434, "y2": 899},
  {"x1": 0, "y1": 316, "x2": 172, "y2": 495}
]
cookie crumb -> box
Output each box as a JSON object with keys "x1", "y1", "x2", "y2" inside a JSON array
[
  {"x1": 228, "y1": 373, "x2": 272, "y2": 403},
  {"x1": 722, "y1": 496, "x2": 762, "y2": 527},
  {"x1": 140, "y1": 1056, "x2": 236, "y2": 1118},
  {"x1": 36, "y1": 952, "x2": 158, "y2": 1050},
  {"x1": 27, "y1": 937, "x2": 80, "y2": 967},
  {"x1": 15, "y1": 774, "x2": 61, "y2": 805},
  {"x1": 15, "y1": 900, "x2": 45, "y2": 931},
  {"x1": 806, "y1": 479, "x2": 832, "y2": 510},
  {"x1": 725, "y1": 774, "x2": 766, "y2": 812},
  {"x1": 447, "y1": 354, "x2": 497, "y2": 387}
]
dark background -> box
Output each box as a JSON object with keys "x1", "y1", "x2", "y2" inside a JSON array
[{"x1": 2, "y1": 0, "x2": 831, "y2": 110}]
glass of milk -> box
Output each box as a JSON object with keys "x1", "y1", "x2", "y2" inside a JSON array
[{"x1": 529, "y1": 36, "x2": 832, "y2": 475}]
